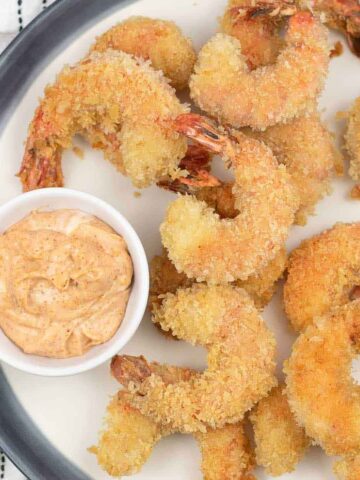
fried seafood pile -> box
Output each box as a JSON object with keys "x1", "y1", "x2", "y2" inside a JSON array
[{"x1": 18, "y1": 4, "x2": 360, "y2": 480}]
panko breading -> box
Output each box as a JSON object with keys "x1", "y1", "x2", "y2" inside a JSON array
[
  {"x1": 90, "y1": 391, "x2": 169, "y2": 477},
  {"x1": 90, "y1": 16, "x2": 196, "y2": 90},
  {"x1": 113, "y1": 284, "x2": 277, "y2": 433},
  {"x1": 165, "y1": 116, "x2": 342, "y2": 226},
  {"x1": 220, "y1": 0, "x2": 287, "y2": 69},
  {"x1": 343, "y1": 97, "x2": 360, "y2": 183},
  {"x1": 150, "y1": 247, "x2": 287, "y2": 313},
  {"x1": 195, "y1": 423, "x2": 256, "y2": 480},
  {"x1": 242, "y1": 114, "x2": 343, "y2": 225},
  {"x1": 250, "y1": 385, "x2": 309, "y2": 476},
  {"x1": 190, "y1": 13, "x2": 329, "y2": 130},
  {"x1": 285, "y1": 301, "x2": 360, "y2": 456},
  {"x1": 297, "y1": 0, "x2": 360, "y2": 55},
  {"x1": 284, "y1": 223, "x2": 360, "y2": 332},
  {"x1": 334, "y1": 455, "x2": 360, "y2": 480},
  {"x1": 161, "y1": 114, "x2": 298, "y2": 284},
  {"x1": 19, "y1": 50, "x2": 188, "y2": 191},
  {"x1": 96, "y1": 359, "x2": 256, "y2": 479}
]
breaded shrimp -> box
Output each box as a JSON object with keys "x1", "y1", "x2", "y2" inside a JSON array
[
  {"x1": 90, "y1": 391, "x2": 170, "y2": 477},
  {"x1": 153, "y1": 151, "x2": 286, "y2": 312},
  {"x1": 343, "y1": 97, "x2": 360, "y2": 184},
  {"x1": 164, "y1": 116, "x2": 342, "y2": 225},
  {"x1": 161, "y1": 114, "x2": 298, "y2": 283},
  {"x1": 284, "y1": 223, "x2": 360, "y2": 332},
  {"x1": 195, "y1": 423, "x2": 256, "y2": 480},
  {"x1": 190, "y1": 12, "x2": 329, "y2": 130},
  {"x1": 297, "y1": 0, "x2": 360, "y2": 55},
  {"x1": 285, "y1": 300, "x2": 360, "y2": 456},
  {"x1": 101, "y1": 358, "x2": 256, "y2": 479},
  {"x1": 243, "y1": 114, "x2": 343, "y2": 225},
  {"x1": 18, "y1": 50, "x2": 187, "y2": 191},
  {"x1": 249, "y1": 385, "x2": 309, "y2": 476},
  {"x1": 220, "y1": 0, "x2": 293, "y2": 69},
  {"x1": 150, "y1": 247, "x2": 287, "y2": 312},
  {"x1": 112, "y1": 284, "x2": 277, "y2": 433},
  {"x1": 90, "y1": 16, "x2": 196, "y2": 90},
  {"x1": 334, "y1": 455, "x2": 360, "y2": 480}
]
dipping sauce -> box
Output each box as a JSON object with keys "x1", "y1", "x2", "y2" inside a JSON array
[{"x1": 0, "y1": 209, "x2": 133, "y2": 358}]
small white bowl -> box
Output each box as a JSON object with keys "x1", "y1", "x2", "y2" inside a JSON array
[{"x1": 0, "y1": 188, "x2": 149, "y2": 376}]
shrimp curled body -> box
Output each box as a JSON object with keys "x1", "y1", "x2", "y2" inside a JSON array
[
  {"x1": 190, "y1": 12, "x2": 329, "y2": 130},
  {"x1": 249, "y1": 385, "x2": 309, "y2": 476},
  {"x1": 243, "y1": 114, "x2": 342, "y2": 225},
  {"x1": 285, "y1": 300, "x2": 360, "y2": 456},
  {"x1": 100, "y1": 358, "x2": 256, "y2": 479},
  {"x1": 161, "y1": 114, "x2": 298, "y2": 284},
  {"x1": 112, "y1": 284, "x2": 277, "y2": 433},
  {"x1": 19, "y1": 50, "x2": 187, "y2": 191},
  {"x1": 91, "y1": 16, "x2": 196, "y2": 90},
  {"x1": 284, "y1": 223, "x2": 360, "y2": 333}
]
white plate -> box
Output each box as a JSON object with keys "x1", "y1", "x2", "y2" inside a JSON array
[{"x1": 0, "y1": 0, "x2": 359, "y2": 478}]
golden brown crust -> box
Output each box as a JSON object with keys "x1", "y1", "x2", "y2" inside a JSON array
[
  {"x1": 114, "y1": 285, "x2": 277, "y2": 433},
  {"x1": 284, "y1": 223, "x2": 360, "y2": 332},
  {"x1": 344, "y1": 97, "x2": 360, "y2": 182},
  {"x1": 250, "y1": 385, "x2": 309, "y2": 476},
  {"x1": 149, "y1": 246, "x2": 286, "y2": 315},
  {"x1": 190, "y1": 13, "x2": 329, "y2": 129},
  {"x1": 91, "y1": 16, "x2": 196, "y2": 90},
  {"x1": 161, "y1": 115, "x2": 298, "y2": 283},
  {"x1": 195, "y1": 423, "x2": 256, "y2": 480},
  {"x1": 242, "y1": 114, "x2": 342, "y2": 225},
  {"x1": 90, "y1": 391, "x2": 167, "y2": 477},
  {"x1": 334, "y1": 455, "x2": 360, "y2": 480},
  {"x1": 285, "y1": 301, "x2": 360, "y2": 456},
  {"x1": 98, "y1": 359, "x2": 257, "y2": 479},
  {"x1": 19, "y1": 50, "x2": 187, "y2": 191},
  {"x1": 220, "y1": 2, "x2": 284, "y2": 69}
]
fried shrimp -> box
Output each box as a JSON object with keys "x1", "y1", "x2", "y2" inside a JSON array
[
  {"x1": 98, "y1": 358, "x2": 257, "y2": 479},
  {"x1": 92, "y1": 363, "x2": 193, "y2": 477},
  {"x1": 90, "y1": 391, "x2": 170, "y2": 476},
  {"x1": 220, "y1": 0, "x2": 294, "y2": 69},
  {"x1": 334, "y1": 455, "x2": 360, "y2": 480},
  {"x1": 150, "y1": 247, "x2": 287, "y2": 313},
  {"x1": 111, "y1": 284, "x2": 277, "y2": 433},
  {"x1": 161, "y1": 114, "x2": 298, "y2": 283},
  {"x1": 298, "y1": 0, "x2": 360, "y2": 55},
  {"x1": 164, "y1": 116, "x2": 342, "y2": 226},
  {"x1": 284, "y1": 223, "x2": 360, "y2": 333},
  {"x1": 90, "y1": 16, "x2": 196, "y2": 90},
  {"x1": 243, "y1": 114, "x2": 343, "y2": 225},
  {"x1": 249, "y1": 385, "x2": 310, "y2": 476},
  {"x1": 285, "y1": 300, "x2": 360, "y2": 456},
  {"x1": 19, "y1": 50, "x2": 187, "y2": 191},
  {"x1": 195, "y1": 423, "x2": 256, "y2": 480},
  {"x1": 343, "y1": 97, "x2": 360, "y2": 184},
  {"x1": 190, "y1": 12, "x2": 329, "y2": 130}
]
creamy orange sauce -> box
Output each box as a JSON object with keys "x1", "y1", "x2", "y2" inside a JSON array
[{"x1": 0, "y1": 209, "x2": 133, "y2": 358}]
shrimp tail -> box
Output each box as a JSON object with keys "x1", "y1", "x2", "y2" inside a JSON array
[
  {"x1": 230, "y1": 0, "x2": 297, "y2": 20},
  {"x1": 174, "y1": 114, "x2": 225, "y2": 153},
  {"x1": 18, "y1": 148, "x2": 63, "y2": 191},
  {"x1": 111, "y1": 354, "x2": 151, "y2": 388},
  {"x1": 158, "y1": 143, "x2": 221, "y2": 194}
]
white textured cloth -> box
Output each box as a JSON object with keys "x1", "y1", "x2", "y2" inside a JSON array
[
  {"x1": 0, "y1": 0, "x2": 55, "y2": 51},
  {"x1": 0, "y1": 1, "x2": 55, "y2": 475}
]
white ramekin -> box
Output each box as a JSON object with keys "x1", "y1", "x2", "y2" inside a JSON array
[{"x1": 0, "y1": 188, "x2": 149, "y2": 376}]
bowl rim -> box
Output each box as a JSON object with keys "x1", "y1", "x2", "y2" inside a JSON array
[{"x1": 0, "y1": 187, "x2": 149, "y2": 376}]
